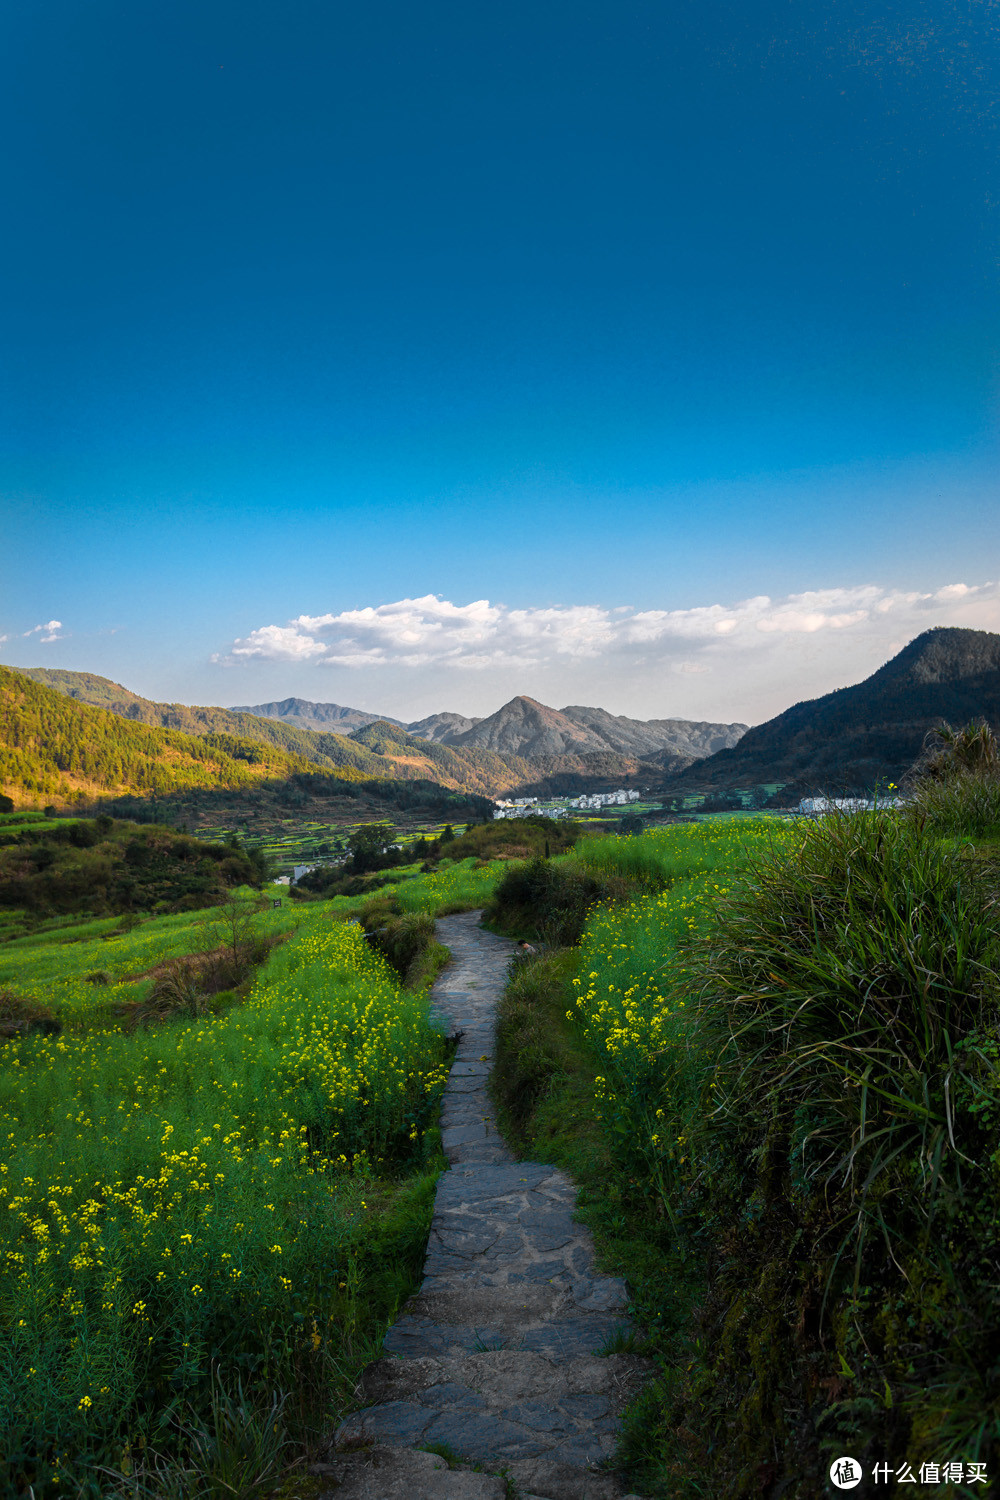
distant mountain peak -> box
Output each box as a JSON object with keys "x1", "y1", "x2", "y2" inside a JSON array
[
  {"x1": 668, "y1": 626, "x2": 1000, "y2": 795},
  {"x1": 443, "y1": 695, "x2": 747, "y2": 760},
  {"x1": 231, "y1": 698, "x2": 405, "y2": 732}
]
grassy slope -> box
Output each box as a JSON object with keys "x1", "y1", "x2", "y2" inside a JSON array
[{"x1": 0, "y1": 900, "x2": 453, "y2": 1494}]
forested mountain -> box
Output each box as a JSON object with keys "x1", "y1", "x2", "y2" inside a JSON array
[
  {"x1": 11, "y1": 669, "x2": 525, "y2": 795},
  {"x1": 0, "y1": 665, "x2": 325, "y2": 807},
  {"x1": 666, "y1": 627, "x2": 1000, "y2": 795},
  {"x1": 0, "y1": 669, "x2": 522, "y2": 805},
  {"x1": 18, "y1": 669, "x2": 367, "y2": 762}
]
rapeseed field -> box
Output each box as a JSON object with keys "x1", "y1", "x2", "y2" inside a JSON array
[{"x1": 1, "y1": 911, "x2": 450, "y2": 1492}]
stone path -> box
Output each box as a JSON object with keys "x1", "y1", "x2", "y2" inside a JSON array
[{"x1": 319, "y1": 912, "x2": 649, "y2": 1499}]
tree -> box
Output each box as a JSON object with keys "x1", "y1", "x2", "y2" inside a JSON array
[
  {"x1": 347, "y1": 821, "x2": 396, "y2": 874},
  {"x1": 204, "y1": 893, "x2": 262, "y2": 987}
]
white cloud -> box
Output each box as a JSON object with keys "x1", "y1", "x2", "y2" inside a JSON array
[
  {"x1": 23, "y1": 620, "x2": 64, "y2": 644},
  {"x1": 217, "y1": 623, "x2": 327, "y2": 662},
  {"x1": 218, "y1": 582, "x2": 1000, "y2": 672},
  {"x1": 214, "y1": 581, "x2": 1000, "y2": 723}
]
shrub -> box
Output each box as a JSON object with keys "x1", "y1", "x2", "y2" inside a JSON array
[
  {"x1": 435, "y1": 816, "x2": 580, "y2": 865},
  {"x1": 0, "y1": 988, "x2": 61, "y2": 1042},
  {"x1": 483, "y1": 855, "x2": 628, "y2": 947}
]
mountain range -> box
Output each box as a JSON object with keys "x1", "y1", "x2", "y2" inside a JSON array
[
  {"x1": 9, "y1": 626, "x2": 1000, "y2": 809},
  {"x1": 230, "y1": 696, "x2": 407, "y2": 733},
  {"x1": 236, "y1": 692, "x2": 747, "y2": 764}
]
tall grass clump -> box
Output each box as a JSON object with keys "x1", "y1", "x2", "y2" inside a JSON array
[
  {"x1": 651, "y1": 808, "x2": 1000, "y2": 1492},
  {"x1": 0, "y1": 916, "x2": 450, "y2": 1495},
  {"x1": 706, "y1": 809, "x2": 999, "y2": 1222},
  {"x1": 905, "y1": 720, "x2": 1000, "y2": 839}
]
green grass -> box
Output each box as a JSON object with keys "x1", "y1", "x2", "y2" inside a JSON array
[
  {"x1": 0, "y1": 886, "x2": 314, "y2": 1031},
  {"x1": 375, "y1": 855, "x2": 506, "y2": 916},
  {"x1": 573, "y1": 817, "x2": 792, "y2": 888}
]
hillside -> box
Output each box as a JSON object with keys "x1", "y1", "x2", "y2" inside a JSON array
[
  {"x1": 18, "y1": 669, "x2": 374, "y2": 765},
  {"x1": 346, "y1": 720, "x2": 532, "y2": 794},
  {"x1": 667, "y1": 627, "x2": 1000, "y2": 795},
  {"x1": 0, "y1": 665, "x2": 324, "y2": 808},
  {"x1": 12, "y1": 669, "x2": 524, "y2": 796}
]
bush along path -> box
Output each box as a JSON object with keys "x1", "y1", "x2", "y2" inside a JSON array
[{"x1": 322, "y1": 910, "x2": 650, "y2": 1500}]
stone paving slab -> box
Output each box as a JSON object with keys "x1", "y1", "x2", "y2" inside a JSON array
[
  {"x1": 312, "y1": 1444, "x2": 508, "y2": 1498},
  {"x1": 331, "y1": 911, "x2": 650, "y2": 1498}
]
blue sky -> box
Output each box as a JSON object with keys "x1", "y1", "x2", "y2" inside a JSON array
[{"x1": 2, "y1": 0, "x2": 998, "y2": 723}]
